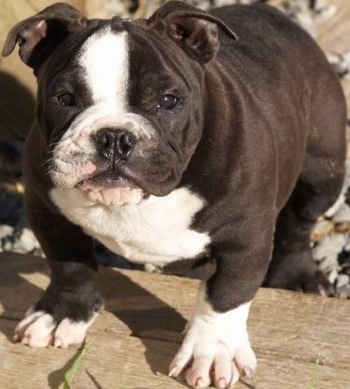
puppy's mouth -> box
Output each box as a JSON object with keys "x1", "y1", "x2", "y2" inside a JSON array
[
  {"x1": 75, "y1": 170, "x2": 147, "y2": 206},
  {"x1": 77, "y1": 171, "x2": 137, "y2": 190}
]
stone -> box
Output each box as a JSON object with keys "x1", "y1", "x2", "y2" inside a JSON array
[
  {"x1": 328, "y1": 268, "x2": 338, "y2": 285},
  {"x1": 11, "y1": 228, "x2": 40, "y2": 254},
  {"x1": 312, "y1": 233, "x2": 347, "y2": 261},
  {"x1": 0, "y1": 224, "x2": 13, "y2": 239},
  {"x1": 333, "y1": 203, "x2": 350, "y2": 224},
  {"x1": 327, "y1": 51, "x2": 350, "y2": 80},
  {"x1": 311, "y1": 219, "x2": 334, "y2": 241},
  {"x1": 336, "y1": 274, "x2": 350, "y2": 289},
  {"x1": 0, "y1": 224, "x2": 14, "y2": 252}
]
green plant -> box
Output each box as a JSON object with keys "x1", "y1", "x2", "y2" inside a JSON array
[
  {"x1": 60, "y1": 341, "x2": 93, "y2": 389},
  {"x1": 308, "y1": 359, "x2": 320, "y2": 389}
]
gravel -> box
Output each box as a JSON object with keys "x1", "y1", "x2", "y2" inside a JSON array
[{"x1": 1, "y1": 0, "x2": 350, "y2": 297}]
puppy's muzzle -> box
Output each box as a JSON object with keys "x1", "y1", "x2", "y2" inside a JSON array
[{"x1": 95, "y1": 128, "x2": 137, "y2": 162}]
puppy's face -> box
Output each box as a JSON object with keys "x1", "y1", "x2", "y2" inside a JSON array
[
  {"x1": 36, "y1": 21, "x2": 206, "y2": 206},
  {"x1": 3, "y1": 2, "x2": 225, "y2": 207}
]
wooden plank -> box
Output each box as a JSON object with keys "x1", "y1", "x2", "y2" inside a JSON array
[{"x1": 0, "y1": 252, "x2": 350, "y2": 389}]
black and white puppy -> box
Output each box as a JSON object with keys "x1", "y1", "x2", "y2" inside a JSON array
[{"x1": 2, "y1": 1, "x2": 346, "y2": 388}]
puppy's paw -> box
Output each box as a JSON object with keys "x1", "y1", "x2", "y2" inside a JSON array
[
  {"x1": 169, "y1": 338, "x2": 256, "y2": 388},
  {"x1": 13, "y1": 287, "x2": 104, "y2": 348},
  {"x1": 13, "y1": 307, "x2": 99, "y2": 348},
  {"x1": 264, "y1": 251, "x2": 333, "y2": 296},
  {"x1": 169, "y1": 286, "x2": 255, "y2": 388}
]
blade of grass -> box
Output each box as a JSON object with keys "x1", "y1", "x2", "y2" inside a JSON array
[
  {"x1": 308, "y1": 358, "x2": 320, "y2": 389},
  {"x1": 60, "y1": 341, "x2": 93, "y2": 389}
]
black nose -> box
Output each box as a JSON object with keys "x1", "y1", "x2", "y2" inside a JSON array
[{"x1": 95, "y1": 128, "x2": 136, "y2": 161}]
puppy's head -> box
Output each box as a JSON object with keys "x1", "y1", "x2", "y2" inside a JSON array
[{"x1": 3, "y1": 1, "x2": 236, "y2": 206}]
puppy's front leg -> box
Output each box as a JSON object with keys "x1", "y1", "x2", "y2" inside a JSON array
[
  {"x1": 170, "y1": 283, "x2": 255, "y2": 388},
  {"x1": 14, "y1": 190, "x2": 103, "y2": 348},
  {"x1": 170, "y1": 227, "x2": 274, "y2": 388}
]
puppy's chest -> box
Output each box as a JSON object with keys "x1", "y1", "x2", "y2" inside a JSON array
[{"x1": 51, "y1": 187, "x2": 210, "y2": 266}]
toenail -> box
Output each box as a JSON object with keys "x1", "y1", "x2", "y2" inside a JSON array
[{"x1": 243, "y1": 366, "x2": 253, "y2": 378}]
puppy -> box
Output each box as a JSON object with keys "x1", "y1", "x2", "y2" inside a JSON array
[{"x1": 2, "y1": 1, "x2": 346, "y2": 387}]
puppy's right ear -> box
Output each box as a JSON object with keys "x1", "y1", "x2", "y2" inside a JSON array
[{"x1": 2, "y1": 3, "x2": 87, "y2": 71}]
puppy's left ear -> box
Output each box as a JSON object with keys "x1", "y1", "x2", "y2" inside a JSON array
[{"x1": 148, "y1": 0, "x2": 237, "y2": 64}]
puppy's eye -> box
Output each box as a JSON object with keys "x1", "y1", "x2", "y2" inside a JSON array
[
  {"x1": 158, "y1": 94, "x2": 178, "y2": 110},
  {"x1": 58, "y1": 93, "x2": 76, "y2": 107}
]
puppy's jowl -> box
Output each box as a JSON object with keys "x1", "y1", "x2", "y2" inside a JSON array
[{"x1": 3, "y1": 1, "x2": 346, "y2": 387}]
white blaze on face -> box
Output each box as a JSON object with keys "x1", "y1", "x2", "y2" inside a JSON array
[
  {"x1": 79, "y1": 28, "x2": 129, "y2": 110},
  {"x1": 51, "y1": 28, "x2": 131, "y2": 189}
]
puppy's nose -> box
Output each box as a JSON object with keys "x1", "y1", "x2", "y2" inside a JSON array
[{"x1": 95, "y1": 128, "x2": 136, "y2": 161}]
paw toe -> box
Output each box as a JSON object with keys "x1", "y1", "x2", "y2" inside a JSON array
[
  {"x1": 54, "y1": 315, "x2": 97, "y2": 347},
  {"x1": 14, "y1": 312, "x2": 56, "y2": 347},
  {"x1": 213, "y1": 344, "x2": 234, "y2": 388},
  {"x1": 234, "y1": 344, "x2": 257, "y2": 374},
  {"x1": 185, "y1": 354, "x2": 213, "y2": 388},
  {"x1": 169, "y1": 348, "x2": 192, "y2": 377}
]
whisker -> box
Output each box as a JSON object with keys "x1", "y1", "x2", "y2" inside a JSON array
[
  {"x1": 46, "y1": 141, "x2": 61, "y2": 153},
  {"x1": 38, "y1": 157, "x2": 53, "y2": 169}
]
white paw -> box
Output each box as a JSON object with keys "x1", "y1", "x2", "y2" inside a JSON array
[
  {"x1": 13, "y1": 308, "x2": 98, "y2": 348},
  {"x1": 169, "y1": 285, "x2": 256, "y2": 388}
]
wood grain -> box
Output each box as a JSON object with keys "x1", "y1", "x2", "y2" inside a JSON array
[{"x1": 1, "y1": 253, "x2": 350, "y2": 389}]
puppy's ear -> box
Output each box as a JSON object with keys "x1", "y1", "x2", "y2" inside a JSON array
[
  {"x1": 2, "y1": 3, "x2": 87, "y2": 71},
  {"x1": 149, "y1": 0, "x2": 237, "y2": 64}
]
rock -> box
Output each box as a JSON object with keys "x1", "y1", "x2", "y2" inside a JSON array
[
  {"x1": 216, "y1": 0, "x2": 258, "y2": 6},
  {"x1": 337, "y1": 286, "x2": 350, "y2": 298},
  {"x1": 343, "y1": 235, "x2": 350, "y2": 252},
  {"x1": 313, "y1": 0, "x2": 337, "y2": 23},
  {"x1": 0, "y1": 224, "x2": 13, "y2": 239},
  {"x1": 11, "y1": 228, "x2": 41, "y2": 254},
  {"x1": 327, "y1": 51, "x2": 350, "y2": 80},
  {"x1": 0, "y1": 226, "x2": 41, "y2": 254},
  {"x1": 312, "y1": 233, "x2": 346, "y2": 273},
  {"x1": 311, "y1": 219, "x2": 334, "y2": 241},
  {"x1": 318, "y1": 254, "x2": 339, "y2": 274},
  {"x1": 324, "y1": 193, "x2": 346, "y2": 218},
  {"x1": 336, "y1": 274, "x2": 350, "y2": 289},
  {"x1": 279, "y1": 0, "x2": 317, "y2": 38},
  {"x1": 312, "y1": 233, "x2": 347, "y2": 261},
  {"x1": 0, "y1": 224, "x2": 14, "y2": 252},
  {"x1": 335, "y1": 222, "x2": 350, "y2": 233},
  {"x1": 336, "y1": 281, "x2": 350, "y2": 298},
  {"x1": 333, "y1": 203, "x2": 350, "y2": 223},
  {"x1": 328, "y1": 268, "x2": 338, "y2": 285}
]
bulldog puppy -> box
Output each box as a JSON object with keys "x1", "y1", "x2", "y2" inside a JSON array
[{"x1": 2, "y1": 1, "x2": 346, "y2": 388}]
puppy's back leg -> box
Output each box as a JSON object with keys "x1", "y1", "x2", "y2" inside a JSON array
[
  {"x1": 264, "y1": 74, "x2": 346, "y2": 294},
  {"x1": 264, "y1": 172, "x2": 343, "y2": 294}
]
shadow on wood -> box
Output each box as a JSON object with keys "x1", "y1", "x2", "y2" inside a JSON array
[
  {"x1": 99, "y1": 266, "x2": 187, "y2": 377},
  {"x1": 1, "y1": 253, "x2": 350, "y2": 388}
]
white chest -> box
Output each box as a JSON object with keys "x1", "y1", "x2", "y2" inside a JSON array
[{"x1": 50, "y1": 187, "x2": 210, "y2": 266}]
